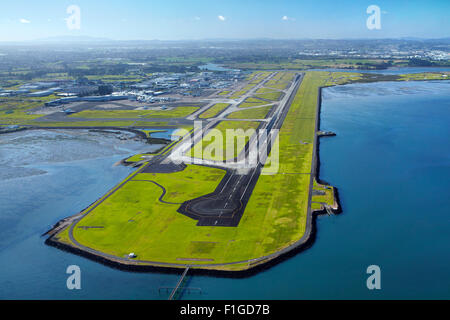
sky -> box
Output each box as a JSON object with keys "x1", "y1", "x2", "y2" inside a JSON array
[{"x1": 0, "y1": 0, "x2": 449, "y2": 41}]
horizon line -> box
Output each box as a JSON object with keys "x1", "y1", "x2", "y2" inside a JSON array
[{"x1": 0, "y1": 35, "x2": 449, "y2": 44}]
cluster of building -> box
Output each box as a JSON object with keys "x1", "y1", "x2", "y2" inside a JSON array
[
  {"x1": 126, "y1": 70, "x2": 243, "y2": 99},
  {"x1": 0, "y1": 79, "x2": 101, "y2": 98},
  {"x1": 1, "y1": 68, "x2": 244, "y2": 109},
  {"x1": 43, "y1": 69, "x2": 244, "y2": 107},
  {"x1": 297, "y1": 47, "x2": 450, "y2": 61}
]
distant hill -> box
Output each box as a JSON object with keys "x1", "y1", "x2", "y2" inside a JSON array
[{"x1": 33, "y1": 35, "x2": 113, "y2": 42}]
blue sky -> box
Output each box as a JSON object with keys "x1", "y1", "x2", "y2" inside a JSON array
[{"x1": 0, "y1": 0, "x2": 448, "y2": 41}]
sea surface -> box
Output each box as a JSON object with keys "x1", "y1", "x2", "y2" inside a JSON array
[
  {"x1": 199, "y1": 63, "x2": 240, "y2": 72},
  {"x1": 317, "y1": 67, "x2": 450, "y2": 74},
  {"x1": 0, "y1": 80, "x2": 449, "y2": 299}
]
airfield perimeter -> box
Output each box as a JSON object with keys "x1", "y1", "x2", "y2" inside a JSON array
[{"x1": 34, "y1": 70, "x2": 448, "y2": 272}]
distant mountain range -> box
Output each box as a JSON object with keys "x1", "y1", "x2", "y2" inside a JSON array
[
  {"x1": 0, "y1": 36, "x2": 448, "y2": 49},
  {"x1": 33, "y1": 35, "x2": 113, "y2": 42},
  {"x1": 17, "y1": 36, "x2": 450, "y2": 43}
]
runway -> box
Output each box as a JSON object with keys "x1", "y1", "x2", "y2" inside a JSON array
[{"x1": 177, "y1": 73, "x2": 304, "y2": 226}]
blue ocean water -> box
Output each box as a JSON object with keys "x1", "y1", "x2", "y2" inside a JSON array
[
  {"x1": 313, "y1": 67, "x2": 450, "y2": 74},
  {"x1": 0, "y1": 129, "x2": 176, "y2": 300},
  {"x1": 187, "y1": 80, "x2": 450, "y2": 300},
  {"x1": 0, "y1": 81, "x2": 449, "y2": 299}
]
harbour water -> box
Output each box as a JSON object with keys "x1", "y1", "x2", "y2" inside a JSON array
[
  {"x1": 0, "y1": 80, "x2": 449, "y2": 299},
  {"x1": 189, "y1": 80, "x2": 450, "y2": 299},
  {"x1": 199, "y1": 63, "x2": 239, "y2": 72},
  {"x1": 317, "y1": 67, "x2": 450, "y2": 74},
  {"x1": 0, "y1": 129, "x2": 176, "y2": 299}
]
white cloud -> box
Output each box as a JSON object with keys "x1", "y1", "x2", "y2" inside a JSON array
[
  {"x1": 218, "y1": 15, "x2": 226, "y2": 21},
  {"x1": 194, "y1": 16, "x2": 201, "y2": 21},
  {"x1": 281, "y1": 15, "x2": 295, "y2": 21},
  {"x1": 19, "y1": 18, "x2": 31, "y2": 24}
]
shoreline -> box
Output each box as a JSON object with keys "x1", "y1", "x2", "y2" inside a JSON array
[
  {"x1": 43, "y1": 81, "x2": 341, "y2": 277},
  {"x1": 0, "y1": 126, "x2": 171, "y2": 144},
  {"x1": 312, "y1": 87, "x2": 342, "y2": 216}
]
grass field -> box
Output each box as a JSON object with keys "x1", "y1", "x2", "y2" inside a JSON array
[
  {"x1": 227, "y1": 106, "x2": 272, "y2": 119},
  {"x1": 227, "y1": 58, "x2": 406, "y2": 70},
  {"x1": 0, "y1": 95, "x2": 59, "y2": 124},
  {"x1": 311, "y1": 179, "x2": 335, "y2": 210},
  {"x1": 264, "y1": 72, "x2": 295, "y2": 90},
  {"x1": 399, "y1": 72, "x2": 450, "y2": 81},
  {"x1": 58, "y1": 162, "x2": 311, "y2": 266},
  {"x1": 140, "y1": 129, "x2": 167, "y2": 137},
  {"x1": 238, "y1": 97, "x2": 269, "y2": 108},
  {"x1": 254, "y1": 91, "x2": 283, "y2": 101},
  {"x1": 71, "y1": 106, "x2": 199, "y2": 119},
  {"x1": 238, "y1": 102, "x2": 267, "y2": 108},
  {"x1": 23, "y1": 120, "x2": 138, "y2": 127},
  {"x1": 198, "y1": 103, "x2": 229, "y2": 119},
  {"x1": 0, "y1": 111, "x2": 43, "y2": 124},
  {"x1": 188, "y1": 120, "x2": 260, "y2": 161},
  {"x1": 67, "y1": 165, "x2": 228, "y2": 262},
  {"x1": 245, "y1": 97, "x2": 266, "y2": 103},
  {"x1": 228, "y1": 72, "x2": 273, "y2": 99},
  {"x1": 125, "y1": 154, "x2": 154, "y2": 163},
  {"x1": 70, "y1": 110, "x2": 150, "y2": 119},
  {"x1": 255, "y1": 87, "x2": 279, "y2": 94},
  {"x1": 229, "y1": 89, "x2": 249, "y2": 99}
]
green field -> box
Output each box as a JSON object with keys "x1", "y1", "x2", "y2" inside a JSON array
[
  {"x1": 311, "y1": 179, "x2": 335, "y2": 210},
  {"x1": 66, "y1": 165, "x2": 228, "y2": 262},
  {"x1": 399, "y1": 72, "x2": 450, "y2": 81},
  {"x1": 125, "y1": 154, "x2": 154, "y2": 163},
  {"x1": 140, "y1": 129, "x2": 167, "y2": 137},
  {"x1": 71, "y1": 106, "x2": 199, "y2": 119},
  {"x1": 228, "y1": 72, "x2": 272, "y2": 99},
  {"x1": 227, "y1": 58, "x2": 407, "y2": 71},
  {"x1": 237, "y1": 97, "x2": 269, "y2": 108},
  {"x1": 254, "y1": 91, "x2": 283, "y2": 101},
  {"x1": 188, "y1": 120, "x2": 260, "y2": 161},
  {"x1": 245, "y1": 97, "x2": 266, "y2": 103},
  {"x1": 255, "y1": 87, "x2": 278, "y2": 94},
  {"x1": 0, "y1": 95, "x2": 60, "y2": 124},
  {"x1": 70, "y1": 110, "x2": 150, "y2": 119},
  {"x1": 227, "y1": 106, "x2": 272, "y2": 119},
  {"x1": 24, "y1": 120, "x2": 138, "y2": 127},
  {"x1": 198, "y1": 103, "x2": 229, "y2": 119}
]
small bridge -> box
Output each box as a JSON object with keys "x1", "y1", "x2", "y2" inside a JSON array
[{"x1": 167, "y1": 267, "x2": 191, "y2": 300}]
